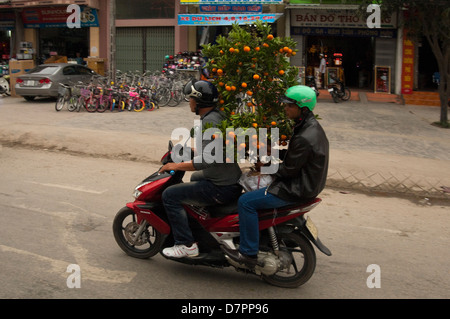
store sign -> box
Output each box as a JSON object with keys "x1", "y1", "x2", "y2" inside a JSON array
[
  {"x1": 401, "y1": 31, "x2": 415, "y2": 94},
  {"x1": 199, "y1": 4, "x2": 262, "y2": 13},
  {"x1": 0, "y1": 0, "x2": 11, "y2": 9},
  {"x1": 0, "y1": 11, "x2": 14, "y2": 29},
  {"x1": 290, "y1": 0, "x2": 365, "y2": 3},
  {"x1": 291, "y1": 9, "x2": 396, "y2": 29},
  {"x1": 181, "y1": 0, "x2": 282, "y2": 4},
  {"x1": 22, "y1": 6, "x2": 99, "y2": 28},
  {"x1": 178, "y1": 13, "x2": 282, "y2": 25},
  {"x1": 291, "y1": 26, "x2": 396, "y2": 38}
]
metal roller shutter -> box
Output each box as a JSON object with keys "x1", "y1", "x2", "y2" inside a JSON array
[
  {"x1": 146, "y1": 27, "x2": 174, "y2": 72},
  {"x1": 116, "y1": 27, "x2": 144, "y2": 73},
  {"x1": 116, "y1": 27, "x2": 174, "y2": 73}
]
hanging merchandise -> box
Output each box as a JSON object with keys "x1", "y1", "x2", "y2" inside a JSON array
[{"x1": 162, "y1": 51, "x2": 205, "y2": 72}]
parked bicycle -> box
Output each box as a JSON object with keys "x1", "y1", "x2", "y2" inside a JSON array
[
  {"x1": 56, "y1": 69, "x2": 196, "y2": 114},
  {"x1": 55, "y1": 83, "x2": 74, "y2": 111}
]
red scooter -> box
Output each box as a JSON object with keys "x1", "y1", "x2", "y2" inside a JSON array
[{"x1": 113, "y1": 141, "x2": 331, "y2": 288}]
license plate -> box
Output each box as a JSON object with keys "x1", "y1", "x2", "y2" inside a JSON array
[
  {"x1": 305, "y1": 217, "x2": 318, "y2": 240},
  {"x1": 328, "y1": 88, "x2": 333, "y2": 92},
  {"x1": 24, "y1": 80, "x2": 35, "y2": 87}
]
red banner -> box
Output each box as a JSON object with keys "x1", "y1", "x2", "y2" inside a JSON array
[{"x1": 401, "y1": 30, "x2": 414, "y2": 94}]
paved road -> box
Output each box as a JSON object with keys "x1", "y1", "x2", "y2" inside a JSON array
[
  {"x1": 0, "y1": 95, "x2": 449, "y2": 303},
  {"x1": 1, "y1": 96, "x2": 449, "y2": 198},
  {"x1": 1, "y1": 147, "x2": 449, "y2": 300}
]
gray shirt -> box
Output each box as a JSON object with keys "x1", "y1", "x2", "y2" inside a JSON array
[{"x1": 192, "y1": 109, "x2": 242, "y2": 186}]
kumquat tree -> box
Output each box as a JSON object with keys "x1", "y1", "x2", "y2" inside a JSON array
[{"x1": 201, "y1": 21, "x2": 300, "y2": 164}]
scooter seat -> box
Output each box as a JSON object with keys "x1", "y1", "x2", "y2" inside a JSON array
[
  {"x1": 206, "y1": 197, "x2": 319, "y2": 218},
  {"x1": 257, "y1": 197, "x2": 320, "y2": 214},
  {"x1": 206, "y1": 201, "x2": 239, "y2": 217}
]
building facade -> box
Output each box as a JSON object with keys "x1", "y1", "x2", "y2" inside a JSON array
[{"x1": 1, "y1": 0, "x2": 440, "y2": 96}]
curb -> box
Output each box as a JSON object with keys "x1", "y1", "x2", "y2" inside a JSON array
[{"x1": 1, "y1": 126, "x2": 448, "y2": 201}]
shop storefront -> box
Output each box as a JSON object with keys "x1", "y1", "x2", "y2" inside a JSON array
[
  {"x1": 287, "y1": 3, "x2": 398, "y2": 92},
  {"x1": 0, "y1": 9, "x2": 13, "y2": 73},
  {"x1": 21, "y1": 6, "x2": 98, "y2": 64}
]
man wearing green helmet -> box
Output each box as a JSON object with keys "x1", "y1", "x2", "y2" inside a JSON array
[{"x1": 222, "y1": 85, "x2": 329, "y2": 268}]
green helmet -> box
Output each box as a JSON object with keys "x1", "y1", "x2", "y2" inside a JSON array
[{"x1": 280, "y1": 85, "x2": 316, "y2": 111}]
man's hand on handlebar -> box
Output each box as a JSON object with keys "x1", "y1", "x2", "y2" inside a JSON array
[{"x1": 158, "y1": 162, "x2": 196, "y2": 174}]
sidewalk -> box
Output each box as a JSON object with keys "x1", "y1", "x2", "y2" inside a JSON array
[{"x1": 0, "y1": 95, "x2": 449, "y2": 199}]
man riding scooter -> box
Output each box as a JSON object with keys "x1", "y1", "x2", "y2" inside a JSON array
[
  {"x1": 222, "y1": 85, "x2": 329, "y2": 268},
  {"x1": 158, "y1": 79, "x2": 242, "y2": 258}
]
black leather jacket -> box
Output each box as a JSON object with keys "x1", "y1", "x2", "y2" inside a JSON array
[{"x1": 267, "y1": 111, "x2": 329, "y2": 202}]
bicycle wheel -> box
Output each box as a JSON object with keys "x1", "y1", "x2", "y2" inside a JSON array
[
  {"x1": 96, "y1": 98, "x2": 109, "y2": 113},
  {"x1": 75, "y1": 97, "x2": 86, "y2": 112},
  {"x1": 126, "y1": 100, "x2": 133, "y2": 111},
  {"x1": 133, "y1": 99, "x2": 146, "y2": 112},
  {"x1": 156, "y1": 87, "x2": 170, "y2": 107},
  {"x1": 85, "y1": 97, "x2": 99, "y2": 112},
  {"x1": 55, "y1": 96, "x2": 66, "y2": 111},
  {"x1": 67, "y1": 95, "x2": 78, "y2": 112},
  {"x1": 147, "y1": 101, "x2": 156, "y2": 111},
  {"x1": 167, "y1": 90, "x2": 182, "y2": 107},
  {"x1": 119, "y1": 100, "x2": 126, "y2": 111}
]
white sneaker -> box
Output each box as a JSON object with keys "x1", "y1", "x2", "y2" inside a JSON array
[{"x1": 162, "y1": 243, "x2": 199, "y2": 258}]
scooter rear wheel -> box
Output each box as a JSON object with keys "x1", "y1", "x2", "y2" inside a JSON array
[
  {"x1": 262, "y1": 232, "x2": 316, "y2": 288},
  {"x1": 113, "y1": 207, "x2": 162, "y2": 259},
  {"x1": 341, "y1": 88, "x2": 351, "y2": 101}
]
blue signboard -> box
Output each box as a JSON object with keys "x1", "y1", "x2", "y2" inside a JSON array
[
  {"x1": 178, "y1": 13, "x2": 283, "y2": 26},
  {"x1": 199, "y1": 4, "x2": 263, "y2": 13}
]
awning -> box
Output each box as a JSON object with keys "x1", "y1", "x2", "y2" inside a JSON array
[{"x1": 178, "y1": 13, "x2": 283, "y2": 26}]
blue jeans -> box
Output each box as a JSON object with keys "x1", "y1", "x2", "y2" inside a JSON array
[
  {"x1": 238, "y1": 187, "x2": 294, "y2": 256},
  {"x1": 162, "y1": 180, "x2": 242, "y2": 246}
]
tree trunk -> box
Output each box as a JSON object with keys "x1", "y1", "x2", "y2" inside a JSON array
[{"x1": 423, "y1": 21, "x2": 449, "y2": 125}]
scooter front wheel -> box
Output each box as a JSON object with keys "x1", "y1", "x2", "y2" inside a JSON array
[
  {"x1": 331, "y1": 91, "x2": 340, "y2": 103},
  {"x1": 113, "y1": 207, "x2": 162, "y2": 259}
]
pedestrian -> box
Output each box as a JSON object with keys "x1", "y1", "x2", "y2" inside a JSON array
[
  {"x1": 75, "y1": 52, "x2": 84, "y2": 65},
  {"x1": 159, "y1": 79, "x2": 242, "y2": 258},
  {"x1": 221, "y1": 85, "x2": 329, "y2": 267},
  {"x1": 319, "y1": 53, "x2": 326, "y2": 88}
]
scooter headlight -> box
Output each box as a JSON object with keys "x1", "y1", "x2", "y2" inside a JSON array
[
  {"x1": 133, "y1": 189, "x2": 142, "y2": 199},
  {"x1": 133, "y1": 181, "x2": 152, "y2": 199}
]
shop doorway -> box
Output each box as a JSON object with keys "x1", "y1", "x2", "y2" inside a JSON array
[
  {"x1": 417, "y1": 39, "x2": 439, "y2": 91},
  {"x1": 305, "y1": 36, "x2": 374, "y2": 89},
  {"x1": 38, "y1": 27, "x2": 89, "y2": 64}
]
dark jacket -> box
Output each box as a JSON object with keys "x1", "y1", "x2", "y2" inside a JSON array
[{"x1": 268, "y1": 111, "x2": 329, "y2": 202}]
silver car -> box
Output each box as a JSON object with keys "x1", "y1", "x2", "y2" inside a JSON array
[{"x1": 15, "y1": 63, "x2": 98, "y2": 101}]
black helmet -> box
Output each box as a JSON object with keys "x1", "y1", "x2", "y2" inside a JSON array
[{"x1": 183, "y1": 79, "x2": 218, "y2": 108}]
